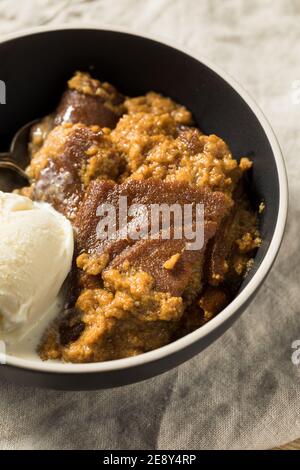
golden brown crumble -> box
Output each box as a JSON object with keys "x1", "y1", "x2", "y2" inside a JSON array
[
  {"x1": 111, "y1": 113, "x2": 251, "y2": 195},
  {"x1": 39, "y1": 266, "x2": 184, "y2": 362},
  {"x1": 76, "y1": 252, "x2": 110, "y2": 276},
  {"x1": 124, "y1": 91, "x2": 193, "y2": 125}
]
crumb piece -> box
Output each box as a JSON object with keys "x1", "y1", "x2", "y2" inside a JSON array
[
  {"x1": 259, "y1": 201, "x2": 265, "y2": 214},
  {"x1": 235, "y1": 232, "x2": 261, "y2": 254},
  {"x1": 239, "y1": 157, "x2": 252, "y2": 170},
  {"x1": 233, "y1": 255, "x2": 246, "y2": 275},
  {"x1": 163, "y1": 253, "x2": 181, "y2": 270},
  {"x1": 77, "y1": 252, "x2": 110, "y2": 275}
]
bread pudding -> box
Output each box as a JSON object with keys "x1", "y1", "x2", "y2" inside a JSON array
[{"x1": 20, "y1": 71, "x2": 261, "y2": 363}]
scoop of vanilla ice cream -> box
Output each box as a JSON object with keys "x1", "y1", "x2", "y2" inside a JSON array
[{"x1": 0, "y1": 191, "x2": 74, "y2": 342}]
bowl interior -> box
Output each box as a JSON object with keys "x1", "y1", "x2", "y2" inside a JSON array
[{"x1": 0, "y1": 29, "x2": 279, "y2": 302}]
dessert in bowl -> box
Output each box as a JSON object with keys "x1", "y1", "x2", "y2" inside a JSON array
[{"x1": 0, "y1": 27, "x2": 287, "y2": 389}]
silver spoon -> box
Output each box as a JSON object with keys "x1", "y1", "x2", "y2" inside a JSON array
[{"x1": 0, "y1": 120, "x2": 38, "y2": 184}]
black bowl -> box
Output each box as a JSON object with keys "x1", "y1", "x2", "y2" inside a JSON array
[{"x1": 0, "y1": 26, "x2": 288, "y2": 390}]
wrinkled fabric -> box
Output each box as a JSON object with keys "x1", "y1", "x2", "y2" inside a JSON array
[{"x1": 0, "y1": 0, "x2": 299, "y2": 450}]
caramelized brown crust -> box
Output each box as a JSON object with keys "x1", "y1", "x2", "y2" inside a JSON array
[
  {"x1": 54, "y1": 90, "x2": 120, "y2": 128},
  {"x1": 75, "y1": 179, "x2": 231, "y2": 252},
  {"x1": 29, "y1": 72, "x2": 125, "y2": 157},
  {"x1": 75, "y1": 179, "x2": 231, "y2": 296},
  {"x1": 56, "y1": 72, "x2": 125, "y2": 128},
  {"x1": 27, "y1": 124, "x2": 125, "y2": 219}
]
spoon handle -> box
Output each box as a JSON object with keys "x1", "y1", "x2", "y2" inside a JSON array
[
  {"x1": 0, "y1": 158, "x2": 29, "y2": 182},
  {"x1": 0, "y1": 152, "x2": 12, "y2": 160}
]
